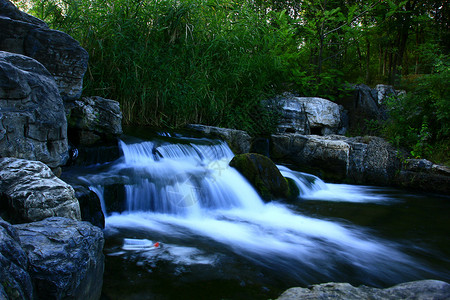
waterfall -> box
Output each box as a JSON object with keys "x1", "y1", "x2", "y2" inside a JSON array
[{"x1": 79, "y1": 135, "x2": 436, "y2": 288}]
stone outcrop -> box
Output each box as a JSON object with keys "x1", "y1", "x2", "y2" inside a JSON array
[
  {"x1": 0, "y1": 51, "x2": 69, "y2": 168},
  {"x1": 73, "y1": 185, "x2": 105, "y2": 229},
  {"x1": 0, "y1": 157, "x2": 81, "y2": 223},
  {"x1": 0, "y1": 217, "x2": 33, "y2": 300},
  {"x1": 68, "y1": 96, "x2": 123, "y2": 146},
  {"x1": 0, "y1": 0, "x2": 89, "y2": 104},
  {"x1": 187, "y1": 124, "x2": 251, "y2": 154},
  {"x1": 277, "y1": 280, "x2": 450, "y2": 300},
  {"x1": 266, "y1": 94, "x2": 347, "y2": 135},
  {"x1": 15, "y1": 217, "x2": 104, "y2": 300},
  {"x1": 229, "y1": 153, "x2": 298, "y2": 201},
  {"x1": 396, "y1": 159, "x2": 450, "y2": 194},
  {"x1": 271, "y1": 134, "x2": 401, "y2": 184}
]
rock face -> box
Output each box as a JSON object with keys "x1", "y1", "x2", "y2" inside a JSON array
[
  {"x1": 277, "y1": 280, "x2": 450, "y2": 300},
  {"x1": 396, "y1": 159, "x2": 450, "y2": 194},
  {"x1": 0, "y1": 217, "x2": 33, "y2": 300},
  {"x1": 68, "y1": 96, "x2": 123, "y2": 146},
  {"x1": 73, "y1": 185, "x2": 105, "y2": 229},
  {"x1": 0, "y1": 0, "x2": 89, "y2": 104},
  {"x1": 0, "y1": 157, "x2": 81, "y2": 223},
  {"x1": 15, "y1": 217, "x2": 104, "y2": 300},
  {"x1": 187, "y1": 124, "x2": 251, "y2": 154},
  {"x1": 268, "y1": 94, "x2": 347, "y2": 135},
  {"x1": 344, "y1": 84, "x2": 403, "y2": 134},
  {"x1": 0, "y1": 51, "x2": 69, "y2": 168},
  {"x1": 229, "y1": 153, "x2": 297, "y2": 201},
  {"x1": 271, "y1": 134, "x2": 400, "y2": 184}
]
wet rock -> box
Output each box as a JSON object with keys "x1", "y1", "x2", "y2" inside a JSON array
[
  {"x1": 271, "y1": 134, "x2": 351, "y2": 181},
  {"x1": 0, "y1": 157, "x2": 81, "y2": 223},
  {"x1": 187, "y1": 124, "x2": 251, "y2": 154},
  {"x1": 0, "y1": 51, "x2": 69, "y2": 168},
  {"x1": 277, "y1": 280, "x2": 450, "y2": 300},
  {"x1": 0, "y1": 217, "x2": 33, "y2": 300},
  {"x1": 15, "y1": 217, "x2": 104, "y2": 300},
  {"x1": 73, "y1": 185, "x2": 105, "y2": 229},
  {"x1": 270, "y1": 134, "x2": 401, "y2": 185},
  {"x1": 229, "y1": 153, "x2": 297, "y2": 201},
  {"x1": 68, "y1": 96, "x2": 123, "y2": 146},
  {"x1": 0, "y1": 0, "x2": 88, "y2": 104}
]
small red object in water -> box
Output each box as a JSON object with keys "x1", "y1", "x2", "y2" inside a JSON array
[{"x1": 154, "y1": 242, "x2": 160, "y2": 248}]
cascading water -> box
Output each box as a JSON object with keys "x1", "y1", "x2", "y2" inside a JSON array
[{"x1": 69, "y1": 134, "x2": 449, "y2": 299}]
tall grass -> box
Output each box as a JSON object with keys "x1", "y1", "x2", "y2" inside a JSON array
[{"x1": 20, "y1": 0, "x2": 294, "y2": 133}]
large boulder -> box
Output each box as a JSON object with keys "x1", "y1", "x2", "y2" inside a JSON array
[
  {"x1": 15, "y1": 217, "x2": 104, "y2": 300},
  {"x1": 270, "y1": 134, "x2": 401, "y2": 185},
  {"x1": 271, "y1": 134, "x2": 351, "y2": 181},
  {"x1": 0, "y1": 51, "x2": 69, "y2": 168},
  {"x1": 0, "y1": 0, "x2": 88, "y2": 104},
  {"x1": 0, "y1": 217, "x2": 33, "y2": 300},
  {"x1": 277, "y1": 280, "x2": 450, "y2": 300},
  {"x1": 68, "y1": 96, "x2": 123, "y2": 146},
  {"x1": 187, "y1": 124, "x2": 251, "y2": 154},
  {"x1": 229, "y1": 153, "x2": 297, "y2": 201},
  {"x1": 268, "y1": 94, "x2": 347, "y2": 135},
  {"x1": 0, "y1": 157, "x2": 81, "y2": 223}
]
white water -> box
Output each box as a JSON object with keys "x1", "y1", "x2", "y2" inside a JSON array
[{"x1": 83, "y1": 137, "x2": 432, "y2": 286}]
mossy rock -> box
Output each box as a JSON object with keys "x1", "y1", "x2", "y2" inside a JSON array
[{"x1": 229, "y1": 153, "x2": 298, "y2": 201}]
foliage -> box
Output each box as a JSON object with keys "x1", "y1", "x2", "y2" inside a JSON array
[
  {"x1": 383, "y1": 54, "x2": 450, "y2": 163},
  {"x1": 13, "y1": 0, "x2": 449, "y2": 153},
  {"x1": 18, "y1": 0, "x2": 293, "y2": 133}
]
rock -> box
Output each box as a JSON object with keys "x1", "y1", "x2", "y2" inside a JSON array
[
  {"x1": 73, "y1": 185, "x2": 105, "y2": 229},
  {"x1": 0, "y1": 217, "x2": 33, "y2": 300},
  {"x1": 375, "y1": 84, "x2": 404, "y2": 105},
  {"x1": 349, "y1": 136, "x2": 401, "y2": 185},
  {"x1": 271, "y1": 134, "x2": 351, "y2": 181},
  {"x1": 0, "y1": 0, "x2": 46, "y2": 27},
  {"x1": 187, "y1": 124, "x2": 251, "y2": 154},
  {"x1": 265, "y1": 94, "x2": 310, "y2": 134},
  {"x1": 0, "y1": 0, "x2": 89, "y2": 104},
  {"x1": 15, "y1": 217, "x2": 104, "y2": 300},
  {"x1": 229, "y1": 153, "x2": 297, "y2": 201},
  {"x1": 268, "y1": 94, "x2": 347, "y2": 135},
  {"x1": 68, "y1": 96, "x2": 123, "y2": 146},
  {"x1": 0, "y1": 157, "x2": 81, "y2": 223},
  {"x1": 396, "y1": 159, "x2": 450, "y2": 194},
  {"x1": 270, "y1": 134, "x2": 401, "y2": 185},
  {"x1": 276, "y1": 280, "x2": 450, "y2": 300},
  {"x1": 0, "y1": 51, "x2": 69, "y2": 168}
]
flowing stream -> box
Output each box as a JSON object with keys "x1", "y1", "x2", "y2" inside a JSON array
[{"x1": 63, "y1": 132, "x2": 450, "y2": 299}]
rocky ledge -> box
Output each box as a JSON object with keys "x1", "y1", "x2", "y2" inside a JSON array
[{"x1": 277, "y1": 280, "x2": 450, "y2": 300}]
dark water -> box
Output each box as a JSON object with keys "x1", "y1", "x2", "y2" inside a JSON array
[{"x1": 65, "y1": 131, "x2": 450, "y2": 300}]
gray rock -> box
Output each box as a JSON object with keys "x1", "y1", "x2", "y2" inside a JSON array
[
  {"x1": 277, "y1": 280, "x2": 450, "y2": 300},
  {"x1": 269, "y1": 94, "x2": 347, "y2": 135},
  {"x1": 0, "y1": 0, "x2": 47, "y2": 27},
  {"x1": 73, "y1": 185, "x2": 105, "y2": 229},
  {"x1": 68, "y1": 96, "x2": 123, "y2": 146},
  {"x1": 15, "y1": 217, "x2": 104, "y2": 300},
  {"x1": 271, "y1": 134, "x2": 351, "y2": 181},
  {"x1": 0, "y1": 0, "x2": 88, "y2": 103},
  {"x1": 0, "y1": 157, "x2": 81, "y2": 223},
  {"x1": 0, "y1": 217, "x2": 33, "y2": 300},
  {"x1": 187, "y1": 124, "x2": 251, "y2": 154},
  {"x1": 0, "y1": 51, "x2": 69, "y2": 168},
  {"x1": 397, "y1": 159, "x2": 450, "y2": 194},
  {"x1": 270, "y1": 134, "x2": 401, "y2": 185}
]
